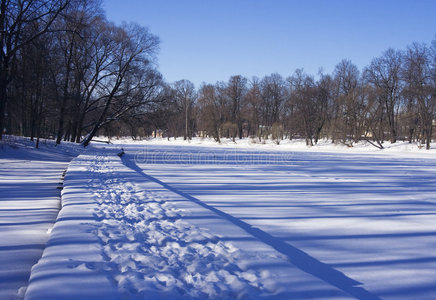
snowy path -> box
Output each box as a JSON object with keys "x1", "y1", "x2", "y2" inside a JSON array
[
  {"x1": 0, "y1": 139, "x2": 78, "y2": 299},
  {"x1": 25, "y1": 149, "x2": 352, "y2": 299}
]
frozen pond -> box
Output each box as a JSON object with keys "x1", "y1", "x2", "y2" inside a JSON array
[{"x1": 127, "y1": 144, "x2": 436, "y2": 299}]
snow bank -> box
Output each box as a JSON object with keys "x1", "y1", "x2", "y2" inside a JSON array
[
  {"x1": 0, "y1": 136, "x2": 80, "y2": 299},
  {"x1": 24, "y1": 151, "x2": 119, "y2": 300},
  {"x1": 105, "y1": 136, "x2": 436, "y2": 157}
]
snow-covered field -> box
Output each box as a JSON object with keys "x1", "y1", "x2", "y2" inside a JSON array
[
  {"x1": 2, "y1": 136, "x2": 436, "y2": 299},
  {"x1": 130, "y1": 143, "x2": 436, "y2": 299},
  {"x1": 110, "y1": 136, "x2": 436, "y2": 156}
]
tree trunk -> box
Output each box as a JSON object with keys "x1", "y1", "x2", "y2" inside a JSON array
[
  {"x1": 56, "y1": 40, "x2": 75, "y2": 145},
  {"x1": 0, "y1": 0, "x2": 6, "y2": 140},
  {"x1": 386, "y1": 99, "x2": 397, "y2": 143},
  {"x1": 425, "y1": 117, "x2": 432, "y2": 150},
  {"x1": 238, "y1": 121, "x2": 243, "y2": 139},
  {"x1": 35, "y1": 119, "x2": 41, "y2": 149},
  {"x1": 184, "y1": 99, "x2": 188, "y2": 140},
  {"x1": 0, "y1": 68, "x2": 8, "y2": 140},
  {"x1": 75, "y1": 113, "x2": 85, "y2": 143},
  {"x1": 83, "y1": 91, "x2": 117, "y2": 147},
  {"x1": 55, "y1": 93, "x2": 67, "y2": 144}
]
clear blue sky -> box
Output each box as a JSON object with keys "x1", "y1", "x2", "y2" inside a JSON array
[{"x1": 103, "y1": 0, "x2": 436, "y2": 87}]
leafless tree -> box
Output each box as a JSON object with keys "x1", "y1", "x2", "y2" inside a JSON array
[
  {"x1": 197, "y1": 84, "x2": 222, "y2": 142},
  {"x1": 288, "y1": 69, "x2": 317, "y2": 145},
  {"x1": 261, "y1": 74, "x2": 286, "y2": 127},
  {"x1": 364, "y1": 49, "x2": 403, "y2": 143},
  {"x1": 225, "y1": 75, "x2": 247, "y2": 139},
  {"x1": 332, "y1": 59, "x2": 364, "y2": 144},
  {"x1": 402, "y1": 42, "x2": 435, "y2": 149},
  {"x1": 0, "y1": 0, "x2": 70, "y2": 139},
  {"x1": 172, "y1": 80, "x2": 196, "y2": 140},
  {"x1": 314, "y1": 72, "x2": 333, "y2": 144},
  {"x1": 82, "y1": 23, "x2": 160, "y2": 146},
  {"x1": 245, "y1": 77, "x2": 263, "y2": 139}
]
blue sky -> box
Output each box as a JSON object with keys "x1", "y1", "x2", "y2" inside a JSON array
[{"x1": 103, "y1": 0, "x2": 436, "y2": 87}]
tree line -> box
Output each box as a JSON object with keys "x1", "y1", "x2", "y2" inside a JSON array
[
  {"x1": 159, "y1": 40, "x2": 436, "y2": 149},
  {"x1": 1, "y1": 0, "x2": 161, "y2": 147},
  {"x1": 1, "y1": 0, "x2": 435, "y2": 149}
]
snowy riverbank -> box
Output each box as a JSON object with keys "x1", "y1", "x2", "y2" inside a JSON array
[
  {"x1": 107, "y1": 136, "x2": 436, "y2": 157},
  {"x1": 0, "y1": 137, "x2": 81, "y2": 299}
]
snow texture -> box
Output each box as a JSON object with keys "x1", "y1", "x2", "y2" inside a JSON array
[
  {"x1": 131, "y1": 142, "x2": 436, "y2": 299},
  {"x1": 0, "y1": 137, "x2": 80, "y2": 299},
  {"x1": 26, "y1": 148, "x2": 353, "y2": 299},
  {"x1": 3, "y1": 136, "x2": 436, "y2": 299}
]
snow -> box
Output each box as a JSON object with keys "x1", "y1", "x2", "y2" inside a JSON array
[
  {"x1": 128, "y1": 141, "x2": 436, "y2": 299},
  {"x1": 24, "y1": 147, "x2": 350, "y2": 299},
  {"x1": 2, "y1": 136, "x2": 436, "y2": 299},
  {"x1": 108, "y1": 136, "x2": 436, "y2": 156},
  {"x1": 0, "y1": 137, "x2": 81, "y2": 299}
]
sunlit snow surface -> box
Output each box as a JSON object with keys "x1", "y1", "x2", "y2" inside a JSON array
[
  {"x1": 3, "y1": 137, "x2": 436, "y2": 299},
  {"x1": 130, "y1": 144, "x2": 436, "y2": 299},
  {"x1": 0, "y1": 138, "x2": 80, "y2": 299},
  {"x1": 25, "y1": 148, "x2": 350, "y2": 299}
]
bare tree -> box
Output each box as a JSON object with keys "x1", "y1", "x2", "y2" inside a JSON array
[
  {"x1": 245, "y1": 77, "x2": 263, "y2": 139},
  {"x1": 314, "y1": 72, "x2": 333, "y2": 144},
  {"x1": 0, "y1": 0, "x2": 70, "y2": 139},
  {"x1": 402, "y1": 42, "x2": 435, "y2": 149},
  {"x1": 225, "y1": 75, "x2": 247, "y2": 139},
  {"x1": 52, "y1": 2, "x2": 91, "y2": 144},
  {"x1": 197, "y1": 84, "x2": 222, "y2": 142},
  {"x1": 359, "y1": 83, "x2": 385, "y2": 149},
  {"x1": 333, "y1": 59, "x2": 363, "y2": 143},
  {"x1": 72, "y1": 13, "x2": 117, "y2": 143},
  {"x1": 14, "y1": 26, "x2": 54, "y2": 147},
  {"x1": 172, "y1": 80, "x2": 196, "y2": 140},
  {"x1": 288, "y1": 69, "x2": 317, "y2": 146},
  {"x1": 364, "y1": 49, "x2": 403, "y2": 143},
  {"x1": 82, "y1": 23, "x2": 160, "y2": 146},
  {"x1": 261, "y1": 73, "x2": 286, "y2": 128}
]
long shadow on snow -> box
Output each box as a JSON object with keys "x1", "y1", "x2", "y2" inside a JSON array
[{"x1": 121, "y1": 154, "x2": 380, "y2": 300}]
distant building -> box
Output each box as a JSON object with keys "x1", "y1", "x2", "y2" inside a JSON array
[{"x1": 152, "y1": 129, "x2": 163, "y2": 138}]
